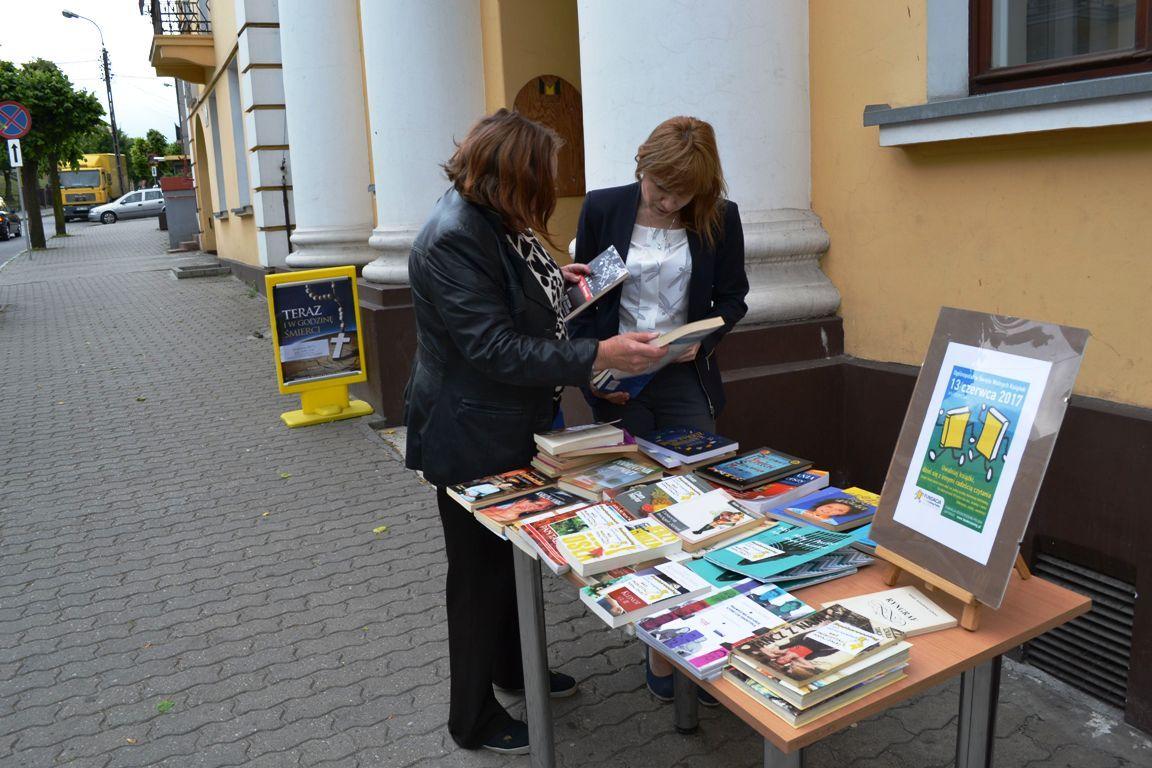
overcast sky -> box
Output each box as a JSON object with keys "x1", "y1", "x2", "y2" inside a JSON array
[{"x1": 3, "y1": 1, "x2": 180, "y2": 140}]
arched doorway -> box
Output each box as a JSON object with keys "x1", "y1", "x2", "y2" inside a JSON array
[{"x1": 192, "y1": 116, "x2": 216, "y2": 252}]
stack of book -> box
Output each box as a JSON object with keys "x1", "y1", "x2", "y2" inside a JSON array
[
  {"x1": 446, "y1": 468, "x2": 554, "y2": 512},
  {"x1": 635, "y1": 425, "x2": 739, "y2": 470},
  {"x1": 531, "y1": 423, "x2": 638, "y2": 478},
  {"x1": 697, "y1": 447, "x2": 813, "y2": 493},
  {"x1": 721, "y1": 469, "x2": 830, "y2": 515},
  {"x1": 703, "y1": 522, "x2": 873, "y2": 584},
  {"x1": 725, "y1": 604, "x2": 911, "y2": 727},
  {"x1": 762, "y1": 487, "x2": 877, "y2": 533},
  {"x1": 557, "y1": 455, "x2": 664, "y2": 501}
]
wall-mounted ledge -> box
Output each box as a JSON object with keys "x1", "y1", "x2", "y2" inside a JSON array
[
  {"x1": 863, "y1": 72, "x2": 1152, "y2": 146},
  {"x1": 212, "y1": 210, "x2": 230, "y2": 220},
  {"x1": 230, "y1": 205, "x2": 254, "y2": 217}
]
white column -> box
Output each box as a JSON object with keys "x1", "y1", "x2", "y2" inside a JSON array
[
  {"x1": 359, "y1": 0, "x2": 485, "y2": 284},
  {"x1": 278, "y1": 0, "x2": 375, "y2": 268},
  {"x1": 578, "y1": 0, "x2": 839, "y2": 325}
]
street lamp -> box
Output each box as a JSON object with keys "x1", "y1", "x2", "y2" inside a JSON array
[{"x1": 62, "y1": 10, "x2": 126, "y2": 195}]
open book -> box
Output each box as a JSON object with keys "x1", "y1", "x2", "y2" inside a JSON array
[{"x1": 591, "y1": 316, "x2": 724, "y2": 396}]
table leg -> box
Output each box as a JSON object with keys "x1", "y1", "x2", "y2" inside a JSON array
[
  {"x1": 672, "y1": 668, "x2": 699, "y2": 734},
  {"x1": 513, "y1": 547, "x2": 555, "y2": 768},
  {"x1": 956, "y1": 655, "x2": 1002, "y2": 768},
  {"x1": 764, "y1": 740, "x2": 803, "y2": 767}
]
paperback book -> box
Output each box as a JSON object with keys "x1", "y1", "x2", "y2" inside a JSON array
[
  {"x1": 724, "y1": 665, "x2": 907, "y2": 727},
  {"x1": 729, "y1": 604, "x2": 906, "y2": 686},
  {"x1": 698, "y1": 448, "x2": 813, "y2": 492},
  {"x1": 562, "y1": 245, "x2": 629, "y2": 322},
  {"x1": 531, "y1": 452, "x2": 609, "y2": 479},
  {"x1": 558, "y1": 456, "x2": 664, "y2": 501},
  {"x1": 558, "y1": 517, "x2": 681, "y2": 577},
  {"x1": 579, "y1": 560, "x2": 711, "y2": 628},
  {"x1": 763, "y1": 487, "x2": 876, "y2": 532},
  {"x1": 635, "y1": 426, "x2": 739, "y2": 468},
  {"x1": 534, "y1": 423, "x2": 624, "y2": 456},
  {"x1": 703, "y1": 523, "x2": 872, "y2": 583},
  {"x1": 446, "y1": 468, "x2": 553, "y2": 511},
  {"x1": 511, "y1": 504, "x2": 614, "y2": 575},
  {"x1": 635, "y1": 582, "x2": 813, "y2": 679},
  {"x1": 823, "y1": 585, "x2": 957, "y2": 637},
  {"x1": 730, "y1": 641, "x2": 912, "y2": 709},
  {"x1": 609, "y1": 474, "x2": 713, "y2": 518},
  {"x1": 592, "y1": 317, "x2": 725, "y2": 395},
  {"x1": 475, "y1": 489, "x2": 587, "y2": 538},
  {"x1": 652, "y1": 488, "x2": 762, "y2": 552},
  {"x1": 723, "y1": 470, "x2": 830, "y2": 514},
  {"x1": 769, "y1": 547, "x2": 875, "y2": 584}
]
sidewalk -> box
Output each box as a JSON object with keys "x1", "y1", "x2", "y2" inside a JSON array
[{"x1": 0, "y1": 219, "x2": 1148, "y2": 768}]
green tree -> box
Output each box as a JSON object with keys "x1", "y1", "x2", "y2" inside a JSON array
[
  {"x1": 77, "y1": 123, "x2": 130, "y2": 155},
  {"x1": 0, "y1": 59, "x2": 104, "y2": 245},
  {"x1": 127, "y1": 137, "x2": 152, "y2": 187}
]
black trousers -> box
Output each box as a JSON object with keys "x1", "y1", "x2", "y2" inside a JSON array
[
  {"x1": 437, "y1": 487, "x2": 524, "y2": 748},
  {"x1": 592, "y1": 362, "x2": 716, "y2": 437}
]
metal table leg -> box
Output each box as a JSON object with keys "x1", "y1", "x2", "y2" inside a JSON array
[
  {"x1": 513, "y1": 547, "x2": 555, "y2": 768},
  {"x1": 956, "y1": 655, "x2": 1002, "y2": 768},
  {"x1": 764, "y1": 740, "x2": 803, "y2": 767},
  {"x1": 672, "y1": 668, "x2": 699, "y2": 734}
]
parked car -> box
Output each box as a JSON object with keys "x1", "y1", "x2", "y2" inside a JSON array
[
  {"x1": 0, "y1": 208, "x2": 21, "y2": 241},
  {"x1": 88, "y1": 188, "x2": 165, "y2": 224}
]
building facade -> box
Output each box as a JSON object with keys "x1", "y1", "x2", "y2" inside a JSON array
[{"x1": 147, "y1": 0, "x2": 1152, "y2": 731}]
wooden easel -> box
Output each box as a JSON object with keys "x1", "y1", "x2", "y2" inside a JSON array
[{"x1": 875, "y1": 545, "x2": 1031, "y2": 631}]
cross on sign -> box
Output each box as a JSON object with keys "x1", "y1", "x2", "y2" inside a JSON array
[{"x1": 330, "y1": 332, "x2": 351, "y2": 358}]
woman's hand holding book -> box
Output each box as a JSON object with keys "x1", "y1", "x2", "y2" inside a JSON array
[{"x1": 594, "y1": 332, "x2": 667, "y2": 375}]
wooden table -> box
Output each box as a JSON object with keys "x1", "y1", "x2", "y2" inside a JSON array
[{"x1": 510, "y1": 546, "x2": 1090, "y2": 768}]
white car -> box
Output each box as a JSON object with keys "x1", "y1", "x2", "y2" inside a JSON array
[{"x1": 88, "y1": 189, "x2": 165, "y2": 224}]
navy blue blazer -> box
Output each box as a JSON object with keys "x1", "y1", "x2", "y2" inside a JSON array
[{"x1": 570, "y1": 182, "x2": 749, "y2": 416}]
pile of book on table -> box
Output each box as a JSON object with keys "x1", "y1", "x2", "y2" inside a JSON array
[{"x1": 442, "y1": 422, "x2": 970, "y2": 726}]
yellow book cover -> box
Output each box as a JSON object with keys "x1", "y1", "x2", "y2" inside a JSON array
[
  {"x1": 940, "y1": 406, "x2": 970, "y2": 450},
  {"x1": 975, "y1": 407, "x2": 1008, "y2": 460}
]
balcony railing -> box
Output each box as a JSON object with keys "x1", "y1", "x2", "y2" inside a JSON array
[{"x1": 146, "y1": 0, "x2": 211, "y2": 36}]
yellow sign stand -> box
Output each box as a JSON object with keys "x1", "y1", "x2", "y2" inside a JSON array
[{"x1": 265, "y1": 265, "x2": 374, "y2": 428}]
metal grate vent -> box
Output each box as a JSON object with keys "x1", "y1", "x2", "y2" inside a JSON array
[{"x1": 1023, "y1": 553, "x2": 1134, "y2": 708}]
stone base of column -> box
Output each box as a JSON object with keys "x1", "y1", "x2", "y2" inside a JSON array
[
  {"x1": 741, "y1": 210, "x2": 840, "y2": 326},
  {"x1": 361, "y1": 227, "x2": 417, "y2": 284},
  {"x1": 284, "y1": 225, "x2": 376, "y2": 269},
  {"x1": 353, "y1": 280, "x2": 416, "y2": 423}
]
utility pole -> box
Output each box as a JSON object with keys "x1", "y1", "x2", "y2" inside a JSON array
[{"x1": 62, "y1": 11, "x2": 125, "y2": 194}]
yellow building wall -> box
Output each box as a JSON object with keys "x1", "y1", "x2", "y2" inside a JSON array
[
  {"x1": 810, "y1": 1, "x2": 1152, "y2": 408},
  {"x1": 482, "y1": 0, "x2": 583, "y2": 261}
]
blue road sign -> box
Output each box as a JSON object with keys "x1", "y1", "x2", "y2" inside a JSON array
[{"x1": 0, "y1": 102, "x2": 31, "y2": 140}]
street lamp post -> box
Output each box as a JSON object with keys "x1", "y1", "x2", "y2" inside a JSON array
[{"x1": 62, "y1": 10, "x2": 126, "y2": 195}]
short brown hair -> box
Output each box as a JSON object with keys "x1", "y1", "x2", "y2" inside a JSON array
[
  {"x1": 443, "y1": 109, "x2": 561, "y2": 242},
  {"x1": 635, "y1": 117, "x2": 727, "y2": 249}
]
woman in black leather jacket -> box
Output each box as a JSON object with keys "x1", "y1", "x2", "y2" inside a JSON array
[{"x1": 403, "y1": 109, "x2": 666, "y2": 755}]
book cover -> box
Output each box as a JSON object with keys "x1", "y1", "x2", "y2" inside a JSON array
[
  {"x1": 563, "y1": 245, "x2": 629, "y2": 322},
  {"x1": 722, "y1": 469, "x2": 831, "y2": 513},
  {"x1": 592, "y1": 317, "x2": 725, "y2": 394},
  {"x1": 698, "y1": 447, "x2": 813, "y2": 491},
  {"x1": 824, "y1": 585, "x2": 957, "y2": 637},
  {"x1": 703, "y1": 523, "x2": 871, "y2": 583},
  {"x1": 515, "y1": 507, "x2": 587, "y2": 574},
  {"x1": 730, "y1": 604, "x2": 905, "y2": 686},
  {"x1": 446, "y1": 468, "x2": 553, "y2": 510},
  {"x1": 683, "y1": 558, "x2": 756, "y2": 590},
  {"x1": 559, "y1": 456, "x2": 663, "y2": 499},
  {"x1": 609, "y1": 474, "x2": 713, "y2": 518},
  {"x1": 558, "y1": 517, "x2": 680, "y2": 576},
  {"x1": 652, "y1": 488, "x2": 760, "y2": 550},
  {"x1": 476, "y1": 489, "x2": 587, "y2": 537},
  {"x1": 634, "y1": 582, "x2": 813, "y2": 678},
  {"x1": 766, "y1": 487, "x2": 876, "y2": 532},
  {"x1": 636, "y1": 426, "x2": 738, "y2": 463},
  {"x1": 534, "y1": 422, "x2": 624, "y2": 455},
  {"x1": 579, "y1": 560, "x2": 711, "y2": 628}
]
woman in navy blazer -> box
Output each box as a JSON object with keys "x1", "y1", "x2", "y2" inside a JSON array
[{"x1": 571, "y1": 116, "x2": 749, "y2": 436}]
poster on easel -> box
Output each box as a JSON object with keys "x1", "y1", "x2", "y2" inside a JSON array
[{"x1": 871, "y1": 308, "x2": 1089, "y2": 609}]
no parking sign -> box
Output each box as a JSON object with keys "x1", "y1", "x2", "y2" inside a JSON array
[{"x1": 0, "y1": 101, "x2": 31, "y2": 140}]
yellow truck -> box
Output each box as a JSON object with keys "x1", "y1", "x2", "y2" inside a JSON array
[{"x1": 59, "y1": 154, "x2": 127, "y2": 222}]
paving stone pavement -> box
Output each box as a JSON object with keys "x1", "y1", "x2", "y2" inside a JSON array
[{"x1": 1, "y1": 218, "x2": 1149, "y2": 768}]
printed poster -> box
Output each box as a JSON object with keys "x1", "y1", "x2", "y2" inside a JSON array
[
  {"x1": 892, "y1": 343, "x2": 1051, "y2": 565},
  {"x1": 272, "y1": 277, "x2": 362, "y2": 385}
]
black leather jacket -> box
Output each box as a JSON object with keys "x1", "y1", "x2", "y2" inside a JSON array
[{"x1": 404, "y1": 188, "x2": 600, "y2": 486}]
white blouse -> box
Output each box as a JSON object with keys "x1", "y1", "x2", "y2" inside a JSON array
[{"x1": 618, "y1": 223, "x2": 691, "y2": 335}]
